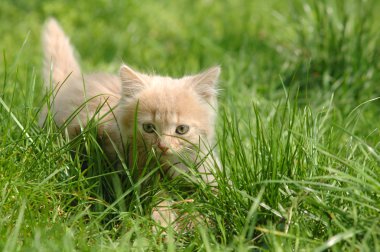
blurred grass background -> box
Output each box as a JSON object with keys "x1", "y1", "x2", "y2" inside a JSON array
[
  {"x1": 2, "y1": 0, "x2": 380, "y2": 116},
  {"x1": 1, "y1": 0, "x2": 380, "y2": 251}
]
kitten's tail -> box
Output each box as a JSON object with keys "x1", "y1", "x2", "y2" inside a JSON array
[{"x1": 42, "y1": 18, "x2": 81, "y2": 87}]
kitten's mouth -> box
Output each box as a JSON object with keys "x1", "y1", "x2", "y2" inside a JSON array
[
  {"x1": 153, "y1": 149, "x2": 171, "y2": 158},
  {"x1": 159, "y1": 151, "x2": 173, "y2": 158},
  {"x1": 154, "y1": 147, "x2": 175, "y2": 157}
]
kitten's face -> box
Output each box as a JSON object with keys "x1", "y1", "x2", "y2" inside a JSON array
[
  {"x1": 118, "y1": 65, "x2": 220, "y2": 162},
  {"x1": 136, "y1": 81, "x2": 213, "y2": 157}
]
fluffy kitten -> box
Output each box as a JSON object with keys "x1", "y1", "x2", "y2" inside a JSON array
[{"x1": 41, "y1": 18, "x2": 220, "y2": 185}]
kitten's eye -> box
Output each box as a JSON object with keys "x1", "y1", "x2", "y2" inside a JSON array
[
  {"x1": 175, "y1": 125, "x2": 189, "y2": 135},
  {"x1": 142, "y1": 123, "x2": 156, "y2": 133}
]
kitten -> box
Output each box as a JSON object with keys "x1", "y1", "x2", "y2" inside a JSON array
[{"x1": 40, "y1": 18, "x2": 221, "y2": 186}]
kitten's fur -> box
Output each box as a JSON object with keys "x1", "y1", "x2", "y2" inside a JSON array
[{"x1": 41, "y1": 18, "x2": 220, "y2": 184}]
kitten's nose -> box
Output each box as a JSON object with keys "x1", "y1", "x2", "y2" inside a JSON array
[{"x1": 157, "y1": 142, "x2": 169, "y2": 154}]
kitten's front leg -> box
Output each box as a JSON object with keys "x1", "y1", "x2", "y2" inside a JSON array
[
  {"x1": 152, "y1": 199, "x2": 178, "y2": 232},
  {"x1": 152, "y1": 197, "x2": 209, "y2": 235}
]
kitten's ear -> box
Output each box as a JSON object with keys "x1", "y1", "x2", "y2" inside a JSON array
[
  {"x1": 190, "y1": 66, "x2": 220, "y2": 101},
  {"x1": 120, "y1": 64, "x2": 147, "y2": 98}
]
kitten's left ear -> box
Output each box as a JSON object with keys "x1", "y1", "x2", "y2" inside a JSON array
[
  {"x1": 190, "y1": 66, "x2": 221, "y2": 101},
  {"x1": 120, "y1": 64, "x2": 148, "y2": 98}
]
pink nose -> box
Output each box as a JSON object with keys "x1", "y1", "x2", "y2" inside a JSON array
[{"x1": 158, "y1": 142, "x2": 169, "y2": 153}]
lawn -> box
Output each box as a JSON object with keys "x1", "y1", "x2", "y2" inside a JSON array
[{"x1": 1, "y1": 0, "x2": 379, "y2": 251}]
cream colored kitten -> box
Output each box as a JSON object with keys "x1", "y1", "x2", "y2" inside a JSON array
[{"x1": 41, "y1": 18, "x2": 220, "y2": 186}]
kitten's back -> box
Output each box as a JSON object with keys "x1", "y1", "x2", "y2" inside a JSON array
[{"x1": 41, "y1": 19, "x2": 121, "y2": 136}]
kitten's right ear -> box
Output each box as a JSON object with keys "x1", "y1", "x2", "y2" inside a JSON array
[
  {"x1": 120, "y1": 64, "x2": 147, "y2": 98},
  {"x1": 190, "y1": 66, "x2": 221, "y2": 101}
]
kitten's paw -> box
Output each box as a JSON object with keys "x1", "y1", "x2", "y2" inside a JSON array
[
  {"x1": 152, "y1": 200, "x2": 178, "y2": 230},
  {"x1": 151, "y1": 198, "x2": 211, "y2": 238}
]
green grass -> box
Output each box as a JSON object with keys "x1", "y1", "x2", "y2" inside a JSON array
[{"x1": 1, "y1": 0, "x2": 380, "y2": 251}]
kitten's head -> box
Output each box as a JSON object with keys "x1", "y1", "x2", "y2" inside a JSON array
[{"x1": 117, "y1": 64, "x2": 220, "y2": 162}]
